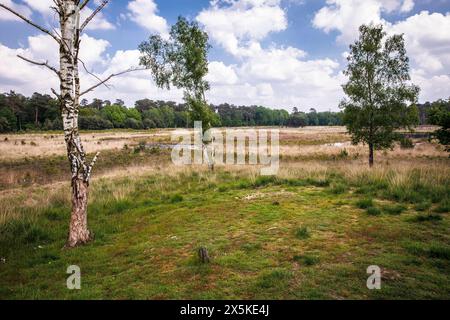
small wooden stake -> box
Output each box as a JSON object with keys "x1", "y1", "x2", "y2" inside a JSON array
[{"x1": 198, "y1": 247, "x2": 210, "y2": 263}]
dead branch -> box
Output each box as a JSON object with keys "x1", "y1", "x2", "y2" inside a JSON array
[
  {"x1": 17, "y1": 55, "x2": 61, "y2": 78},
  {"x1": 79, "y1": 0, "x2": 91, "y2": 11},
  {"x1": 80, "y1": 68, "x2": 147, "y2": 96},
  {"x1": 0, "y1": 4, "x2": 60, "y2": 43},
  {"x1": 79, "y1": 0, "x2": 109, "y2": 31},
  {"x1": 78, "y1": 58, "x2": 111, "y2": 90}
]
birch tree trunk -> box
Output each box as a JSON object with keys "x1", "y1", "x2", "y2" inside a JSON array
[
  {"x1": 60, "y1": 1, "x2": 92, "y2": 247},
  {"x1": 0, "y1": 0, "x2": 136, "y2": 247}
]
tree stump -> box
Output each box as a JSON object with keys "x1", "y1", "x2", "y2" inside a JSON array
[{"x1": 198, "y1": 247, "x2": 210, "y2": 264}]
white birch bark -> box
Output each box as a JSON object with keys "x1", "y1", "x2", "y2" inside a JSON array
[{"x1": 0, "y1": 0, "x2": 136, "y2": 247}]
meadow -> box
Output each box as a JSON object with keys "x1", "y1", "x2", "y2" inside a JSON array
[{"x1": 0, "y1": 126, "x2": 449, "y2": 299}]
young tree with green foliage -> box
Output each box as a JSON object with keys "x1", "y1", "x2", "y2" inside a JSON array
[
  {"x1": 428, "y1": 98, "x2": 450, "y2": 152},
  {"x1": 139, "y1": 16, "x2": 218, "y2": 169},
  {"x1": 341, "y1": 24, "x2": 419, "y2": 167}
]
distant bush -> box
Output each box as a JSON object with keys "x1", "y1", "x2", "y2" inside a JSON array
[
  {"x1": 399, "y1": 136, "x2": 414, "y2": 149},
  {"x1": 124, "y1": 118, "x2": 142, "y2": 129},
  {"x1": 79, "y1": 116, "x2": 113, "y2": 130}
]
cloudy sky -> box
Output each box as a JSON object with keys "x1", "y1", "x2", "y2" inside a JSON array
[{"x1": 0, "y1": 0, "x2": 449, "y2": 111}]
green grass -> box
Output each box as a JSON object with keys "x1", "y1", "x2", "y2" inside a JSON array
[
  {"x1": 0, "y1": 170, "x2": 449, "y2": 300},
  {"x1": 410, "y1": 214, "x2": 443, "y2": 222},
  {"x1": 383, "y1": 204, "x2": 407, "y2": 215},
  {"x1": 414, "y1": 202, "x2": 431, "y2": 212},
  {"x1": 366, "y1": 207, "x2": 381, "y2": 216},
  {"x1": 295, "y1": 226, "x2": 310, "y2": 239},
  {"x1": 356, "y1": 198, "x2": 373, "y2": 209}
]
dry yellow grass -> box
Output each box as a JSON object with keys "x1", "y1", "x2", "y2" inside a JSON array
[
  {"x1": 0, "y1": 126, "x2": 448, "y2": 225},
  {"x1": 0, "y1": 130, "x2": 173, "y2": 160}
]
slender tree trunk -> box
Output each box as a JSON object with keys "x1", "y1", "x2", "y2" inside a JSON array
[
  {"x1": 369, "y1": 142, "x2": 374, "y2": 167},
  {"x1": 60, "y1": 1, "x2": 92, "y2": 247},
  {"x1": 67, "y1": 178, "x2": 90, "y2": 246},
  {"x1": 35, "y1": 106, "x2": 38, "y2": 127}
]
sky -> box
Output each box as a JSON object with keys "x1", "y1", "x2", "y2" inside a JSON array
[{"x1": 0, "y1": 0, "x2": 449, "y2": 112}]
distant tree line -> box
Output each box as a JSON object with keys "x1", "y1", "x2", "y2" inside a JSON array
[
  {"x1": 0, "y1": 91, "x2": 447, "y2": 133},
  {"x1": 0, "y1": 91, "x2": 344, "y2": 132}
]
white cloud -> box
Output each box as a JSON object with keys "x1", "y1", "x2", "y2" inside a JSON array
[
  {"x1": 313, "y1": 1, "x2": 450, "y2": 103},
  {"x1": 196, "y1": 0, "x2": 344, "y2": 110},
  {"x1": 400, "y1": 0, "x2": 414, "y2": 13},
  {"x1": 21, "y1": 0, "x2": 53, "y2": 15},
  {"x1": 80, "y1": 6, "x2": 115, "y2": 31},
  {"x1": 391, "y1": 11, "x2": 450, "y2": 74},
  {"x1": 0, "y1": 0, "x2": 32, "y2": 21},
  {"x1": 0, "y1": 31, "x2": 182, "y2": 107},
  {"x1": 206, "y1": 61, "x2": 239, "y2": 85},
  {"x1": 127, "y1": 0, "x2": 169, "y2": 37},
  {"x1": 313, "y1": 0, "x2": 416, "y2": 43},
  {"x1": 197, "y1": 0, "x2": 287, "y2": 56},
  {"x1": 4, "y1": 0, "x2": 115, "y2": 30}
]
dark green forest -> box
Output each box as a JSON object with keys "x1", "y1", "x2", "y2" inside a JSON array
[{"x1": 0, "y1": 91, "x2": 448, "y2": 133}]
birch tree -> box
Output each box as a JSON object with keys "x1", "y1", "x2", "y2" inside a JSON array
[
  {"x1": 139, "y1": 16, "x2": 218, "y2": 170},
  {"x1": 341, "y1": 24, "x2": 419, "y2": 167},
  {"x1": 0, "y1": 0, "x2": 141, "y2": 247}
]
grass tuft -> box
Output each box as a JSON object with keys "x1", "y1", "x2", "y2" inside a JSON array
[
  {"x1": 170, "y1": 194, "x2": 184, "y2": 203},
  {"x1": 356, "y1": 198, "x2": 373, "y2": 209},
  {"x1": 414, "y1": 201, "x2": 431, "y2": 212},
  {"x1": 410, "y1": 214, "x2": 443, "y2": 222},
  {"x1": 382, "y1": 204, "x2": 407, "y2": 215},
  {"x1": 366, "y1": 207, "x2": 381, "y2": 216},
  {"x1": 295, "y1": 226, "x2": 310, "y2": 239},
  {"x1": 293, "y1": 254, "x2": 319, "y2": 266}
]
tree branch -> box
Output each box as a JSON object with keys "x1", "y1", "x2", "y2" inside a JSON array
[
  {"x1": 51, "y1": 88, "x2": 61, "y2": 100},
  {"x1": 79, "y1": 0, "x2": 91, "y2": 10},
  {"x1": 78, "y1": 57, "x2": 111, "y2": 90},
  {"x1": 0, "y1": 4, "x2": 60, "y2": 44},
  {"x1": 17, "y1": 55, "x2": 61, "y2": 78},
  {"x1": 80, "y1": 68, "x2": 147, "y2": 96},
  {"x1": 85, "y1": 151, "x2": 100, "y2": 182},
  {"x1": 79, "y1": 0, "x2": 109, "y2": 32}
]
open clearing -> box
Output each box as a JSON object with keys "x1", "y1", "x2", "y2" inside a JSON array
[{"x1": 0, "y1": 127, "x2": 449, "y2": 299}]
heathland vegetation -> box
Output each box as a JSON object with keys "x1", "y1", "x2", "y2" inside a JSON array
[
  {"x1": 0, "y1": 127, "x2": 449, "y2": 299},
  {"x1": 0, "y1": 0, "x2": 448, "y2": 300}
]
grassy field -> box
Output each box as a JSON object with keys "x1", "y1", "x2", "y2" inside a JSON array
[{"x1": 0, "y1": 127, "x2": 449, "y2": 299}]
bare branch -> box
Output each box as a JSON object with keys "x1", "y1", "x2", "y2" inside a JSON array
[
  {"x1": 85, "y1": 151, "x2": 100, "y2": 182},
  {"x1": 79, "y1": 0, "x2": 109, "y2": 32},
  {"x1": 0, "y1": 4, "x2": 60, "y2": 43},
  {"x1": 51, "y1": 88, "x2": 61, "y2": 99},
  {"x1": 17, "y1": 55, "x2": 61, "y2": 78},
  {"x1": 79, "y1": 0, "x2": 91, "y2": 11},
  {"x1": 78, "y1": 58, "x2": 111, "y2": 90},
  {"x1": 80, "y1": 68, "x2": 147, "y2": 96}
]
